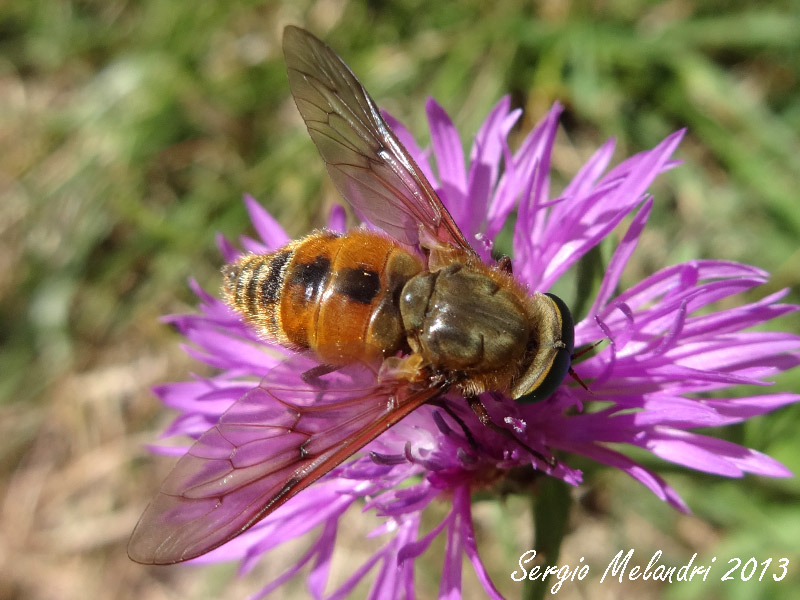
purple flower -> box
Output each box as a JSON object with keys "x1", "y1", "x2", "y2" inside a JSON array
[{"x1": 149, "y1": 97, "x2": 800, "y2": 598}]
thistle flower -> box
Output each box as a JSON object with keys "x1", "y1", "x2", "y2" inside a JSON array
[{"x1": 149, "y1": 97, "x2": 800, "y2": 598}]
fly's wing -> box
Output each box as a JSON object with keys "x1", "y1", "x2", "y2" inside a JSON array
[
  {"x1": 128, "y1": 359, "x2": 444, "y2": 565},
  {"x1": 283, "y1": 25, "x2": 476, "y2": 256}
]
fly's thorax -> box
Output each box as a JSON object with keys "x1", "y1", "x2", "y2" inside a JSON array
[{"x1": 399, "y1": 263, "x2": 530, "y2": 376}]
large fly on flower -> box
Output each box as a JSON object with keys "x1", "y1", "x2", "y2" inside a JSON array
[{"x1": 128, "y1": 25, "x2": 576, "y2": 565}]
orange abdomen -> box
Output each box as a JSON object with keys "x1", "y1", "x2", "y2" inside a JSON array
[{"x1": 222, "y1": 230, "x2": 423, "y2": 364}]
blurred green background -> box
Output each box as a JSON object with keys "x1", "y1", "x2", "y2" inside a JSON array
[{"x1": 1, "y1": 1, "x2": 798, "y2": 599}]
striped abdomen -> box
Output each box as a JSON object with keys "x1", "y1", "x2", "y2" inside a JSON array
[{"x1": 222, "y1": 230, "x2": 423, "y2": 364}]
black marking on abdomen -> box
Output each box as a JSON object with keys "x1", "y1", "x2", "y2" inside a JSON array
[
  {"x1": 247, "y1": 261, "x2": 267, "y2": 315},
  {"x1": 289, "y1": 256, "x2": 331, "y2": 304},
  {"x1": 230, "y1": 263, "x2": 247, "y2": 308},
  {"x1": 336, "y1": 267, "x2": 381, "y2": 304},
  {"x1": 262, "y1": 250, "x2": 292, "y2": 304}
]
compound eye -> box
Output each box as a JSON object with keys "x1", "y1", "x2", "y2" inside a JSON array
[
  {"x1": 515, "y1": 345, "x2": 571, "y2": 403},
  {"x1": 515, "y1": 293, "x2": 574, "y2": 404}
]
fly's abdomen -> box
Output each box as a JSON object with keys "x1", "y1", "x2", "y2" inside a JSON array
[{"x1": 222, "y1": 230, "x2": 423, "y2": 364}]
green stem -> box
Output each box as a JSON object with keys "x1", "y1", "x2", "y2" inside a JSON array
[{"x1": 522, "y1": 477, "x2": 571, "y2": 600}]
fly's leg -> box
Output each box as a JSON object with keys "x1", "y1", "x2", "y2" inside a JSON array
[
  {"x1": 467, "y1": 395, "x2": 556, "y2": 469},
  {"x1": 431, "y1": 398, "x2": 482, "y2": 452}
]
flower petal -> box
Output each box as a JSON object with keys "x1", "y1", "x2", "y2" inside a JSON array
[{"x1": 244, "y1": 193, "x2": 289, "y2": 250}]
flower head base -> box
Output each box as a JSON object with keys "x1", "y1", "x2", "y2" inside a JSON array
[{"x1": 152, "y1": 98, "x2": 800, "y2": 598}]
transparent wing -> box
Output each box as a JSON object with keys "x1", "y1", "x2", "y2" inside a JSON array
[
  {"x1": 283, "y1": 25, "x2": 476, "y2": 256},
  {"x1": 128, "y1": 358, "x2": 444, "y2": 565}
]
